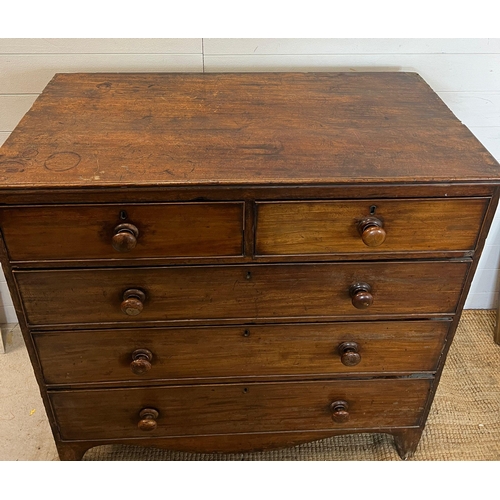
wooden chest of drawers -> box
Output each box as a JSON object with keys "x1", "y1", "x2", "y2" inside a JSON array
[{"x1": 0, "y1": 72, "x2": 499, "y2": 460}]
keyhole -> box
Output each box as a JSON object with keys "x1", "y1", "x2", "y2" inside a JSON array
[
  {"x1": 246, "y1": 271, "x2": 252, "y2": 280},
  {"x1": 119, "y1": 210, "x2": 128, "y2": 220},
  {"x1": 369, "y1": 205, "x2": 377, "y2": 215}
]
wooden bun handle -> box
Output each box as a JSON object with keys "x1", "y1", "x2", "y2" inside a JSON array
[
  {"x1": 112, "y1": 223, "x2": 139, "y2": 252},
  {"x1": 138, "y1": 408, "x2": 159, "y2": 431},
  {"x1": 357, "y1": 216, "x2": 386, "y2": 247},
  {"x1": 121, "y1": 288, "x2": 146, "y2": 316},
  {"x1": 338, "y1": 341, "x2": 361, "y2": 366},
  {"x1": 130, "y1": 348, "x2": 153, "y2": 375},
  {"x1": 330, "y1": 400, "x2": 350, "y2": 423},
  {"x1": 349, "y1": 282, "x2": 373, "y2": 309}
]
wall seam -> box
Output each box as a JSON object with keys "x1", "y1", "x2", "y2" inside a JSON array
[{"x1": 202, "y1": 38, "x2": 205, "y2": 73}]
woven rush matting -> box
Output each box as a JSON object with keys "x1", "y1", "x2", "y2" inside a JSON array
[{"x1": 84, "y1": 310, "x2": 500, "y2": 461}]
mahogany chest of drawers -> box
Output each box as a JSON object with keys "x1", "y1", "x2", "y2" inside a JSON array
[{"x1": 0, "y1": 72, "x2": 499, "y2": 460}]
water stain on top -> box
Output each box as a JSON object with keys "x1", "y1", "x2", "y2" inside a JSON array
[{"x1": 44, "y1": 152, "x2": 81, "y2": 172}]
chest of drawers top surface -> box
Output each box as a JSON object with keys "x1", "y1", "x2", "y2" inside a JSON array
[{"x1": 0, "y1": 72, "x2": 499, "y2": 191}]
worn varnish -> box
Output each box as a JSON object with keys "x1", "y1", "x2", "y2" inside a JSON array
[
  {"x1": 15, "y1": 261, "x2": 469, "y2": 326},
  {"x1": 49, "y1": 379, "x2": 432, "y2": 441},
  {"x1": 0, "y1": 73, "x2": 498, "y2": 189},
  {"x1": 0, "y1": 72, "x2": 499, "y2": 461},
  {"x1": 0, "y1": 203, "x2": 244, "y2": 261},
  {"x1": 33, "y1": 321, "x2": 450, "y2": 385},
  {"x1": 255, "y1": 198, "x2": 488, "y2": 256}
]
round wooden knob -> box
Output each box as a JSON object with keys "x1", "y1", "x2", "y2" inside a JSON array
[
  {"x1": 112, "y1": 223, "x2": 139, "y2": 252},
  {"x1": 130, "y1": 348, "x2": 153, "y2": 375},
  {"x1": 138, "y1": 408, "x2": 159, "y2": 431},
  {"x1": 330, "y1": 400, "x2": 350, "y2": 423},
  {"x1": 358, "y1": 216, "x2": 386, "y2": 247},
  {"x1": 338, "y1": 341, "x2": 361, "y2": 366},
  {"x1": 121, "y1": 288, "x2": 146, "y2": 316},
  {"x1": 349, "y1": 282, "x2": 373, "y2": 309}
]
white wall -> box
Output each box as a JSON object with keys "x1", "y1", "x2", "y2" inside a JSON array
[{"x1": 1, "y1": 38, "x2": 499, "y2": 322}]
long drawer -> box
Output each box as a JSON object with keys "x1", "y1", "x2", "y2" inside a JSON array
[
  {"x1": 255, "y1": 198, "x2": 488, "y2": 256},
  {"x1": 34, "y1": 321, "x2": 449, "y2": 385},
  {"x1": 0, "y1": 202, "x2": 245, "y2": 261},
  {"x1": 49, "y1": 379, "x2": 431, "y2": 440},
  {"x1": 15, "y1": 261, "x2": 469, "y2": 326}
]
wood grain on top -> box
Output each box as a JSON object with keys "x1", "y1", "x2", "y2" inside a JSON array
[{"x1": 0, "y1": 72, "x2": 498, "y2": 189}]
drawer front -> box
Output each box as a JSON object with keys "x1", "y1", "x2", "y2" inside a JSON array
[
  {"x1": 50, "y1": 379, "x2": 431, "y2": 440},
  {"x1": 35, "y1": 321, "x2": 449, "y2": 385},
  {"x1": 255, "y1": 198, "x2": 488, "y2": 256},
  {"x1": 0, "y1": 203, "x2": 244, "y2": 261},
  {"x1": 16, "y1": 261, "x2": 469, "y2": 326}
]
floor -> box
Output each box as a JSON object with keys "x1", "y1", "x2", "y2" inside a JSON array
[{"x1": 0, "y1": 324, "x2": 59, "y2": 460}]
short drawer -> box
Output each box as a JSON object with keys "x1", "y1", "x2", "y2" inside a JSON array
[
  {"x1": 34, "y1": 321, "x2": 449, "y2": 385},
  {"x1": 0, "y1": 202, "x2": 244, "y2": 261},
  {"x1": 255, "y1": 198, "x2": 488, "y2": 256},
  {"x1": 16, "y1": 261, "x2": 469, "y2": 326},
  {"x1": 49, "y1": 379, "x2": 431, "y2": 440}
]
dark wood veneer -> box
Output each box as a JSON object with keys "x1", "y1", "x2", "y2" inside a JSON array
[
  {"x1": 33, "y1": 321, "x2": 449, "y2": 386},
  {"x1": 255, "y1": 198, "x2": 488, "y2": 256},
  {"x1": 0, "y1": 202, "x2": 244, "y2": 261},
  {"x1": 49, "y1": 379, "x2": 431, "y2": 441},
  {"x1": 15, "y1": 261, "x2": 469, "y2": 326}
]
